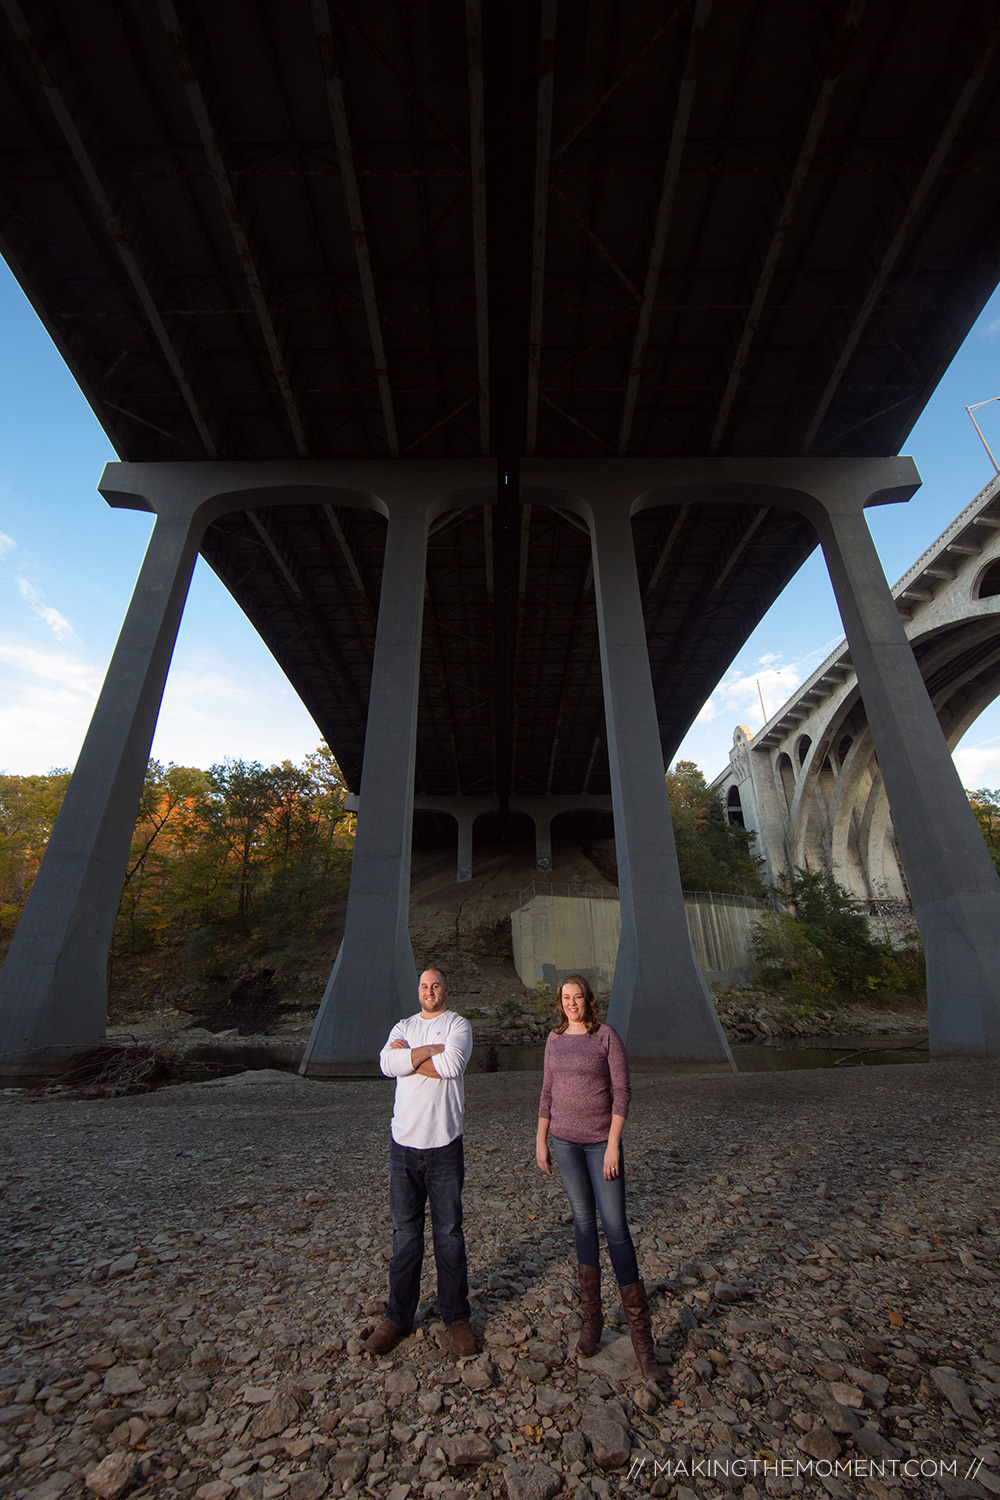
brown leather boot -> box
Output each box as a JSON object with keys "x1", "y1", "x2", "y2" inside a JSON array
[
  {"x1": 619, "y1": 1280, "x2": 659, "y2": 1381},
  {"x1": 365, "y1": 1320, "x2": 411, "y2": 1355},
  {"x1": 576, "y1": 1263, "x2": 603, "y2": 1357}
]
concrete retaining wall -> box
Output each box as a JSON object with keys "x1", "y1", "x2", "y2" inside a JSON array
[{"x1": 511, "y1": 892, "x2": 766, "y2": 992}]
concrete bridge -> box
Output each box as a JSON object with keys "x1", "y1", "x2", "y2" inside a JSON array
[
  {"x1": 3, "y1": 2, "x2": 1000, "y2": 1072},
  {"x1": 713, "y1": 475, "x2": 1000, "y2": 906}
]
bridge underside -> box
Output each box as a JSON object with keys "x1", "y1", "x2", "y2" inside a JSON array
[
  {"x1": 3, "y1": 1, "x2": 1000, "y2": 1068},
  {"x1": 201, "y1": 495, "x2": 817, "y2": 798}
]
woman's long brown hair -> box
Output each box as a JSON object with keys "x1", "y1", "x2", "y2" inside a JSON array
[{"x1": 552, "y1": 973, "x2": 601, "y2": 1035}]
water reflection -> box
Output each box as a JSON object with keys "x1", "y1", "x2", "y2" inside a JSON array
[{"x1": 471, "y1": 1034, "x2": 928, "y2": 1074}]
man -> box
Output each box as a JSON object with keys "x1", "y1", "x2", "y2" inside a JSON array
[{"x1": 366, "y1": 967, "x2": 476, "y2": 1357}]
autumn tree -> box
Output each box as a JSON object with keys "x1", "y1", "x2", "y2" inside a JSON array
[
  {"x1": 665, "y1": 760, "x2": 765, "y2": 897},
  {"x1": 968, "y1": 787, "x2": 1000, "y2": 875},
  {"x1": 0, "y1": 769, "x2": 72, "y2": 948}
]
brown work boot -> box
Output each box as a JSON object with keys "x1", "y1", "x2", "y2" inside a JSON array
[
  {"x1": 575, "y1": 1263, "x2": 603, "y2": 1357},
  {"x1": 444, "y1": 1322, "x2": 477, "y2": 1357},
  {"x1": 365, "y1": 1320, "x2": 411, "y2": 1355},
  {"x1": 619, "y1": 1280, "x2": 660, "y2": 1382}
]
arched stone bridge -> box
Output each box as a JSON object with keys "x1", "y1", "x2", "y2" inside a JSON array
[{"x1": 713, "y1": 476, "x2": 1000, "y2": 903}]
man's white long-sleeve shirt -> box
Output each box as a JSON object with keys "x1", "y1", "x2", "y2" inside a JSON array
[{"x1": 379, "y1": 1009, "x2": 473, "y2": 1149}]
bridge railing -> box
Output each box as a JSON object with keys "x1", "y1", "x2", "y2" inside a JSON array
[{"x1": 517, "y1": 880, "x2": 780, "y2": 912}]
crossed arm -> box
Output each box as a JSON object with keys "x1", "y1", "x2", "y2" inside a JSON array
[{"x1": 389, "y1": 1037, "x2": 445, "y2": 1078}]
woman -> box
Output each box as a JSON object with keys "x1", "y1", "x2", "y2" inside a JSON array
[{"x1": 535, "y1": 974, "x2": 658, "y2": 1380}]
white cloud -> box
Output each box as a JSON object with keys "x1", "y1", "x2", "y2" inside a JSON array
[
  {"x1": 0, "y1": 531, "x2": 14, "y2": 558},
  {"x1": 954, "y1": 743, "x2": 1000, "y2": 787},
  {"x1": 676, "y1": 639, "x2": 846, "y2": 778},
  {"x1": 987, "y1": 318, "x2": 1000, "y2": 341},
  {"x1": 700, "y1": 639, "x2": 842, "y2": 727},
  {"x1": 0, "y1": 638, "x2": 103, "y2": 772},
  {"x1": 0, "y1": 634, "x2": 322, "y2": 776},
  {"x1": 150, "y1": 650, "x2": 322, "y2": 769},
  {"x1": 17, "y1": 576, "x2": 74, "y2": 641}
]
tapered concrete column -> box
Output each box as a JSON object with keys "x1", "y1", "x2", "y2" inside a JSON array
[
  {"x1": 0, "y1": 509, "x2": 202, "y2": 1077},
  {"x1": 535, "y1": 816, "x2": 552, "y2": 873},
  {"x1": 817, "y1": 503, "x2": 1000, "y2": 1053},
  {"x1": 457, "y1": 813, "x2": 474, "y2": 882},
  {"x1": 588, "y1": 505, "x2": 733, "y2": 1064},
  {"x1": 301, "y1": 499, "x2": 431, "y2": 1072}
]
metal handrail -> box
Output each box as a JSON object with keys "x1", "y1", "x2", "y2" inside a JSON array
[{"x1": 517, "y1": 880, "x2": 780, "y2": 911}]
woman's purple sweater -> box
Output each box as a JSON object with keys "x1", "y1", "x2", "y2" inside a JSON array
[{"x1": 538, "y1": 1023, "x2": 631, "y2": 1143}]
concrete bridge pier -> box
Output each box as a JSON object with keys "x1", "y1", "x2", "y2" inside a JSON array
[
  {"x1": 0, "y1": 490, "x2": 205, "y2": 1078},
  {"x1": 301, "y1": 495, "x2": 435, "y2": 1073},
  {"x1": 815, "y1": 495, "x2": 1000, "y2": 1053},
  {"x1": 585, "y1": 500, "x2": 734, "y2": 1066},
  {"x1": 456, "y1": 810, "x2": 475, "y2": 883}
]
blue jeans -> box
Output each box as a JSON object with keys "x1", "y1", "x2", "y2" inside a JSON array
[
  {"x1": 386, "y1": 1134, "x2": 470, "y2": 1329},
  {"x1": 550, "y1": 1135, "x2": 639, "y2": 1287}
]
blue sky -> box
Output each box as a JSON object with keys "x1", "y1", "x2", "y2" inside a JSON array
[{"x1": 3, "y1": 259, "x2": 1000, "y2": 786}]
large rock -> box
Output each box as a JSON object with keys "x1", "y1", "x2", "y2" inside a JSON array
[
  {"x1": 587, "y1": 1335, "x2": 639, "y2": 1381},
  {"x1": 441, "y1": 1434, "x2": 493, "y2": 1466},
  {"x1": 327, "y1": 1450, "x2": 367, "y2": 1484},
  {"x1": 102, "y1": 1365, "x2": 145, "y2": 1397},
  {"x1": 534, "y1": 1385, "x2": 576, "y2": 1415},
  {"x1": 727, "y1": 1366, "x2": 763, "y2": 1398},
  {"x1": 503, "y1": 1460, "x2": 563, "y2": 1500},
  {"x1": 580, "y1": 1412, "x2": 630, "y2": 1469},
  {"x1": 249, "y1": 1390, "x2": 300, "y2": 1440},
  {"x1": 288, "y1": 1474, "x2": 329, "y2": 1500},
  {"x1": 85, "y1": 1451, "x2": 138, "y2": 1500},
  {"x1": 27, "y1": 1475, "x2": 74, "y2": 1500},
  {"x1": 930, "y1": 1366, "x2": 978, "y2": 1421},
  {"x1": 796, "y1": 1424, "x2": 841, "y2": 1462},
  {"x1": 854, "y1": 1424, "x2": 903, "y2": 1460}
]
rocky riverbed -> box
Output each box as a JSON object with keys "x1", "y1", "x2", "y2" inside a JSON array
[{"x1": 1, "y1": 1060, "x2": 998, "y2": 1500}]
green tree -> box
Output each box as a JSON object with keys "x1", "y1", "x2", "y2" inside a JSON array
[
  {"x1": 968, "y1": 787, "x2": 1000, "y2": 875},
  {"x1": 114, "y1": 762, "x2": 212, "y2": 954},
  {"x1": 750, "y1": 866, "x2": 922, "y2": 1006},
  {"x1": 0, "y1": 769, "x2": 72, "y2": 948},
  {"x1": 666, "y1": 760, "x2": 765, "y2": 896}
]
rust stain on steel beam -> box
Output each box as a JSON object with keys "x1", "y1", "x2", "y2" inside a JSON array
[
  {"x1": 333, "y1": 4, "x2": 468, "y2": 164},
  {"x1": 709, "y1": 0, "x2": 866, "y2": 454},
  {"x1": 402, "y1": 394, "x2": 478, "y2": 455},
  {"x1": 247, "y1": 511, "x2": 368, "y2": 730},
  {"x1": 0, "y1": 0, "x2": 217, "y2": 455},
  {"x1": 545, "y1": 557, "x2": 597, "y2": 795},
  {"x1": 248, "y1": 512, "x2": 303, "y2": 597},
  {"x1": 645, "y1": 504, "x2": 691, "y2": 596},
  {"x1": 549, "y1": 182, "x2": 640, "y2": 302},
  {"x1": 552, "y1": 6, "x2": 685, "y2": 163},
  {"x1": 322, "y1": 505, "x2": 367, "y2": 596},
  {"x1": 103, "y1": 401, "x2": 202, "y2": 450},
  {"x1": 801, "y1": 14, "x2": 1000, "y2": 454},
  {"x1": 466, "y1": 0, "x2": 490, "y2": 454},
  {"x1": 541, "y1": 393, "x2": 614, "y2": 452},
  {"x1": 312, "y1": 0, "x2": 399, "y2": 455},
  {"x1": 525, "y1": 0, "x2": 559, "y2": 456},
  {"x1": 156, "y1": 0, "x2": 309, "y2": 457},
  {"x1": 583, "y1": 732, "x2": 603, "y2": 794},
  {"x1": 617, "y1": 0, "x2": 713, "y2": 455},
  {"x1": 651, "y1": 509, "x2": 771, "y2": 699}
]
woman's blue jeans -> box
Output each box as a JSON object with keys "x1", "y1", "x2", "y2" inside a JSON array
[
  {"x1": 386, "y1": 1134, "x2": 470, "y2": 1330},
  {"x1": 550, "y1": 1135, "x2": 640, "y2": 1287}
]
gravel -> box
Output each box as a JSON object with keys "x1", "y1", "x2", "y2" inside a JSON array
[{"x1": 0, "y1": 1058, "x2": 998, "y2": 1500}]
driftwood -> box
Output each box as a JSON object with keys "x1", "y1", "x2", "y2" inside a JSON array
[{"x1": 32, "y1": 1040, "x2": 242, "y2": 1098}]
